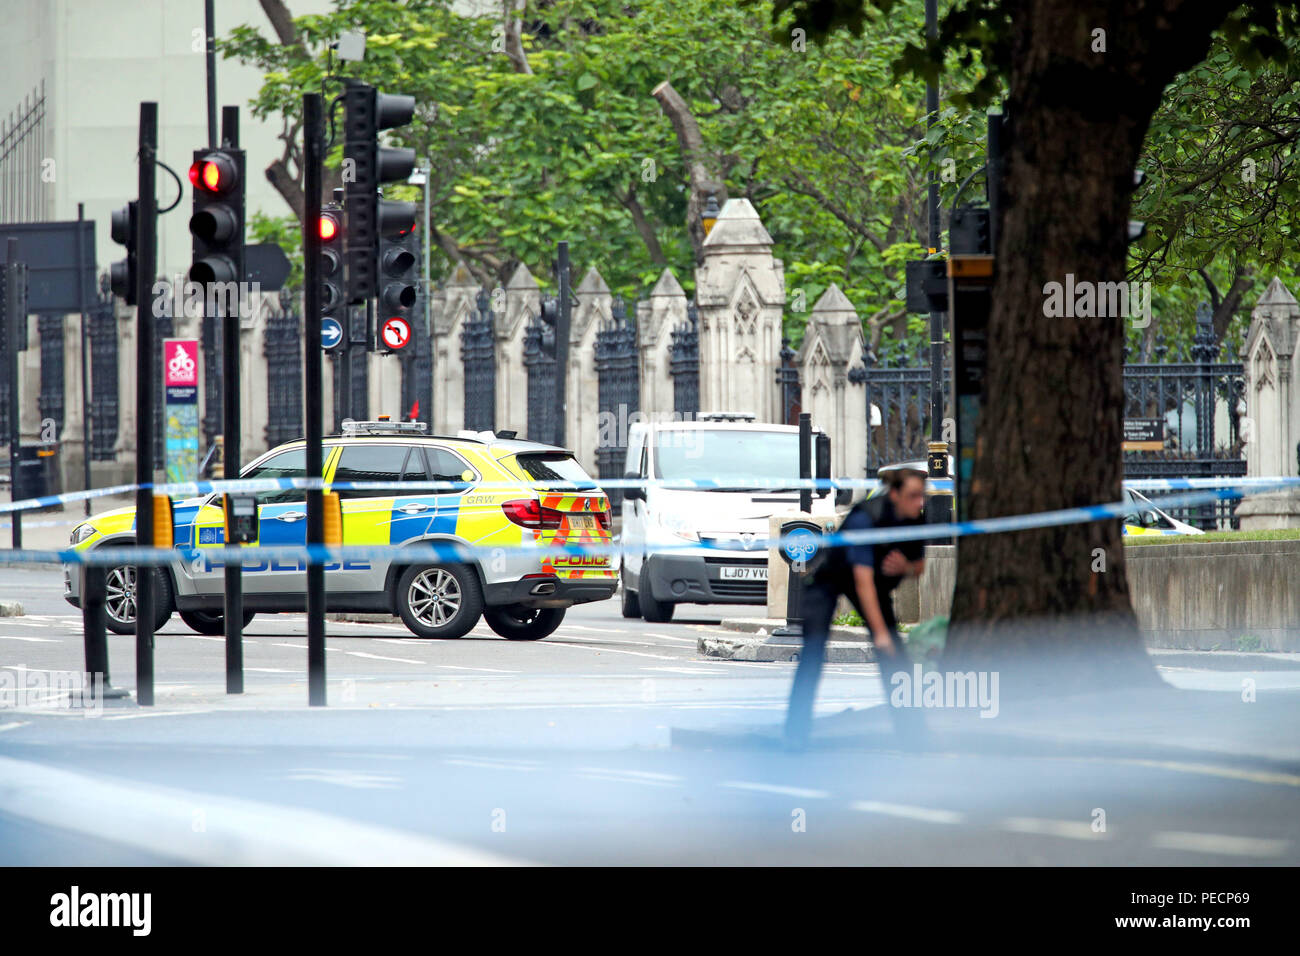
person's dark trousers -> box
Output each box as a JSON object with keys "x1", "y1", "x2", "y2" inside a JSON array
[
  {"x1": 784, "y1": 581, "x2": 837, "y2": 748},
  {"x1": 783, "y1": 579, "x2": 929, "y2": 748}
]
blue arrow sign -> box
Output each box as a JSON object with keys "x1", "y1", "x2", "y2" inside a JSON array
[{"x1": 321, "y1": 317, "x2": 343, "y2": 350}]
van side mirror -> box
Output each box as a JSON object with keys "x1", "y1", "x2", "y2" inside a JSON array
[
  {"x1": 622, "y1": 470, "x2": 644, "y2": 501},
  {"x1": 815, "y1": 433, "x2": 831, "y2": 498}
]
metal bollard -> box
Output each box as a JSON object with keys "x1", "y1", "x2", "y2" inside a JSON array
[{"x1": 80, "y1": 564, "x2": 128, "y2": 701}]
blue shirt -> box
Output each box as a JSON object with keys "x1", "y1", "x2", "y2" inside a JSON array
[{"x1": 840, "y1": 504, "x2": 877, "y2": 569}]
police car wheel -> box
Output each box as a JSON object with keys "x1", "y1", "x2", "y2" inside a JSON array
[
  {"x1": 396, "y1": 563, "x2": 483, "y2": 639},
  {"x1": 179, "y1": 610, "x2": 256, "y2": 636},
  {"x1": 620, "y1": 572, "x2": 641, "y2": 619},
  {"x1": 103, "y1": 564, "x2": 173, "y2": 635},
  {"x1": 484, "y1": 606, "x2": 565, "y2": 641},
  {"x1": 637, "y1": 583, "x2": 675, "y2": 623}
]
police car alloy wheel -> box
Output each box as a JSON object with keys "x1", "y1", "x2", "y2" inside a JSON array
[
  {"x1": 483, "y1": 606, "x2": 565, "y2": 641},
  {"x1": 396, "y1": 563, "x2": 484, "y2": 639},
  {"x1": 102, "y1": 563, "x2": 173, "y2": 635}
]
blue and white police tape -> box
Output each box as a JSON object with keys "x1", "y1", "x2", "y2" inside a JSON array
[
  {"x1": 0, "y1": 475, "x2": 938, "y2": 517},
  {"x1": 2, "y1": 481, "x2": 1280, "y2": 569}
]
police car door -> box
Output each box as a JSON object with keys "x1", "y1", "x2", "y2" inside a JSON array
[
  {"x1": 329, "y1": 443, "x2": 429, "y2": 594},
  {"x1": 189, "y1": 446, "x2": 320, "y2": 596}
]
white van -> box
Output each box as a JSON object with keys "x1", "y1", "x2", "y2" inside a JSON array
[{"x1": 619, "y1": 414, "x2": 838, "y2": 622}]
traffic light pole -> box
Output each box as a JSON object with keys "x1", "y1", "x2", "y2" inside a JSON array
[
  {"x1": 135, "y1": 102, "x2": 158, "y2": 707},
  {"x1": 303, "y1": 92, "x2": 327, "y2": 707},
  {"x1": 220, "y1": 105, "x2": 245, "y2": 695}
]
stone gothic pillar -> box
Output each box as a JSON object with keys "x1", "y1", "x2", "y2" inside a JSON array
[{"x1": 693, "y1": 198, "x2": 785, "y2": 422}]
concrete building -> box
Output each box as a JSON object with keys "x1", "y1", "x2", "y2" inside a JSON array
[{"x1": 0, "y1": 0, "x2": 336, "y2": 274}]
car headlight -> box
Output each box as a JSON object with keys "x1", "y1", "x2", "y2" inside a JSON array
[
  {"x1": 656, "y1": 511, "x2": 698, "y2": 541},
  {"x1": 70, "y1": 524, "x2": 96, "y2": 545}
]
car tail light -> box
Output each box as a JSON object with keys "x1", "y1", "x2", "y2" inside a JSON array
[
  {"x1": 595, "y1": 503, "x2": 611, "y2": 529},
  {"x1": 501, "y1": 499, "x2": 563, "y2": 530}
]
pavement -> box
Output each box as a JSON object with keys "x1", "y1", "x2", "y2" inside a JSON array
[{"x1": 2, "y1": 563, "x2": 1299, "y2": 865}]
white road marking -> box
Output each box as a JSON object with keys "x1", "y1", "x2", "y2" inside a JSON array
[
  {"x1": 850, "y1": 800, "x2": 965, "y2": 824},
  {"x1": 1150, "y1": 831, "x2": 1289, "y2": 858},
  {"x1": 271, "y1": 642, "x2": 340, "y2": 652},
  {"x1": 543, "y1": 641, "x2": 678, "y2": 661},
  {"x1": 0, "y1": 753, "x2": 521, "y2": 865},
  {"x1": 284, "y1": 767, "x2": 403, "y2": 790},
  {"x1": 0, "y1": 721, "x2": 31, "y2": 733},
  {"x1": 345, "y1": 651, "x2": 425, "y2": 665},
  {"x1": 577, "y1": 767, "x2": 681, "y2": 781},
  {"x1": 444, "y1": 757, "x2": 540, "y2": 772},
  {"x1": 643, "y1": 632, "x2": 696, "y2": 643},
  {"x1": 246, "y1": 667, "x2": 296, "y2": 673},
  {"x1": 723, "y1": 781, "x2": 829, "y2": 799},
  {"x1": 1000, "y1": 817, "x2": 1105, "y2": 841},
  {"x1": 577, "y1": 771, "x2": 680, "y2": 788},
  {"x1": 0, "y1": 634, "x2": 58, "y2": 642}
]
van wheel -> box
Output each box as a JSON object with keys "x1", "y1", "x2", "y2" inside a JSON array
[
  {"x1": 620, "y1": 569, "x2": 641, "y2": 619},
  {"x1": 179, "y1": 609, "x2": 256, "y2": 636},
  {"x1": 103, "y1": 563, "x2": 173, "y2": 634},
  {"x1": 484, "y1": 606, "x2": 565, "y2": 641},
  {"x1": 396, "y1": 563, "x2": 483, "y2": 639},
  {"x1": 637, "y1": 582, "x2": 675, "y2": 623}
]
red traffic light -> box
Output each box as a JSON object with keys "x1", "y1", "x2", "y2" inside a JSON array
[
  {"x1": 189, "y1": 153, "x2": 237, "y2": 194},
  {"x1": 319, "y1": 213, "x2": 340, "y2": 242}
]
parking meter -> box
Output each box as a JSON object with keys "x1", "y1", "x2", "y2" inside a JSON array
[{"x1": 223, "y1": 494, "x2": 259, "y2": 544}]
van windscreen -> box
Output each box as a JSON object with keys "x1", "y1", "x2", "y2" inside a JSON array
[{"x1": 654, "y1": 430, "x2": 798, "y2": 487}]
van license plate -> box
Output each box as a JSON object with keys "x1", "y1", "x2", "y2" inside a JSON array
[{"x1": 719, "y1": 566, "x2": 767, "y2": 581}]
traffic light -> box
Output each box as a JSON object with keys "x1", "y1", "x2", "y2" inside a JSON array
[
  {"x1": 108, "y1": 201, "x2": 138, "y2": 304},
  {"x1": 343, "y1": 82, "x2": 416, "y2": 301},
  {"x1": 320, "y1": 202, "x2": 344, "y2": 320},
  {"x1": 188, "y1": 148, "x2": 246, "y2": 286},
  {"x1": 376, "y1": 228, "x2": 419, "y2": 353}
]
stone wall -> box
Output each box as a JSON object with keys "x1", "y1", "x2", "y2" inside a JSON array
[{"x1": 913, "y1": 541, "x2": 1300, "y2": 651}]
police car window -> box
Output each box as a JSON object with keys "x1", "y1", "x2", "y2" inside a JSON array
[
  {"x1": 243, "y1": 448, "x2": 307, "y2": 505},
  {"x1": 333, "y1": 444, "x2": 417, "y2": 499},
  {"x1": 514, "y1": 453, "x2": 597, "y2": 490},
  {"x1": 424, "y1": 447, "x2": 475, "y2": 487}
]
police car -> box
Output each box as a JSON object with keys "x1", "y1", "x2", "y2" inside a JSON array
[{"x1": 64, "y1": 421, "x2": 617, "y2": 640}]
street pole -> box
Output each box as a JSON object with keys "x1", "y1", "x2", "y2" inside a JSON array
[
  {"x1": 77, "y1": 204, "x2": 92, "y2": 515},
  {"x1": 554, "y1": 241, "x2": 570, "y2": 446},
  {"x1": 221, "y1": 105, "x2": 244, "y2": 694},
  {"x1": 925, "y1": 0, "x2": 953, "y2": 532},
  {"x1": 134, "y1": 101, "x2": 158, "y2": 707},
  {"x1": 5, "y1": 238, "x2": 21, "y2": 550},
  {"x1": 303, "y1": 92, "x2": 327, "y2": 707},
  {"x1": 422, "y1": 161, "x2": 432, "y2": 425},
  {"x1": 205, "y1": 0, "x2": 217, "y2": 149}
]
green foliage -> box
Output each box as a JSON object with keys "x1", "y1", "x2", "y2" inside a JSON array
[{"x1": 221, "y1": 0, "x2": 940, "y2": 342}]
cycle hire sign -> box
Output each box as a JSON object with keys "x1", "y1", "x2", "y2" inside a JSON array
[{"x1": 163, "y1": 339, "x2": 200, "y2": 483}]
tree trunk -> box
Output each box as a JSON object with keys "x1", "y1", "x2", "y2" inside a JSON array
[
  {"x1": 943, "y1": 0, "x2": 1238, "y2": 692},
  {"x1": 651, "y1": 80, "x2": 727, "y2": 261}
]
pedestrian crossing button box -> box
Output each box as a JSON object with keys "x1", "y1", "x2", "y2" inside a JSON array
[{"x1": 223, "y1": 493, "x2": 259, "y2": 544}]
